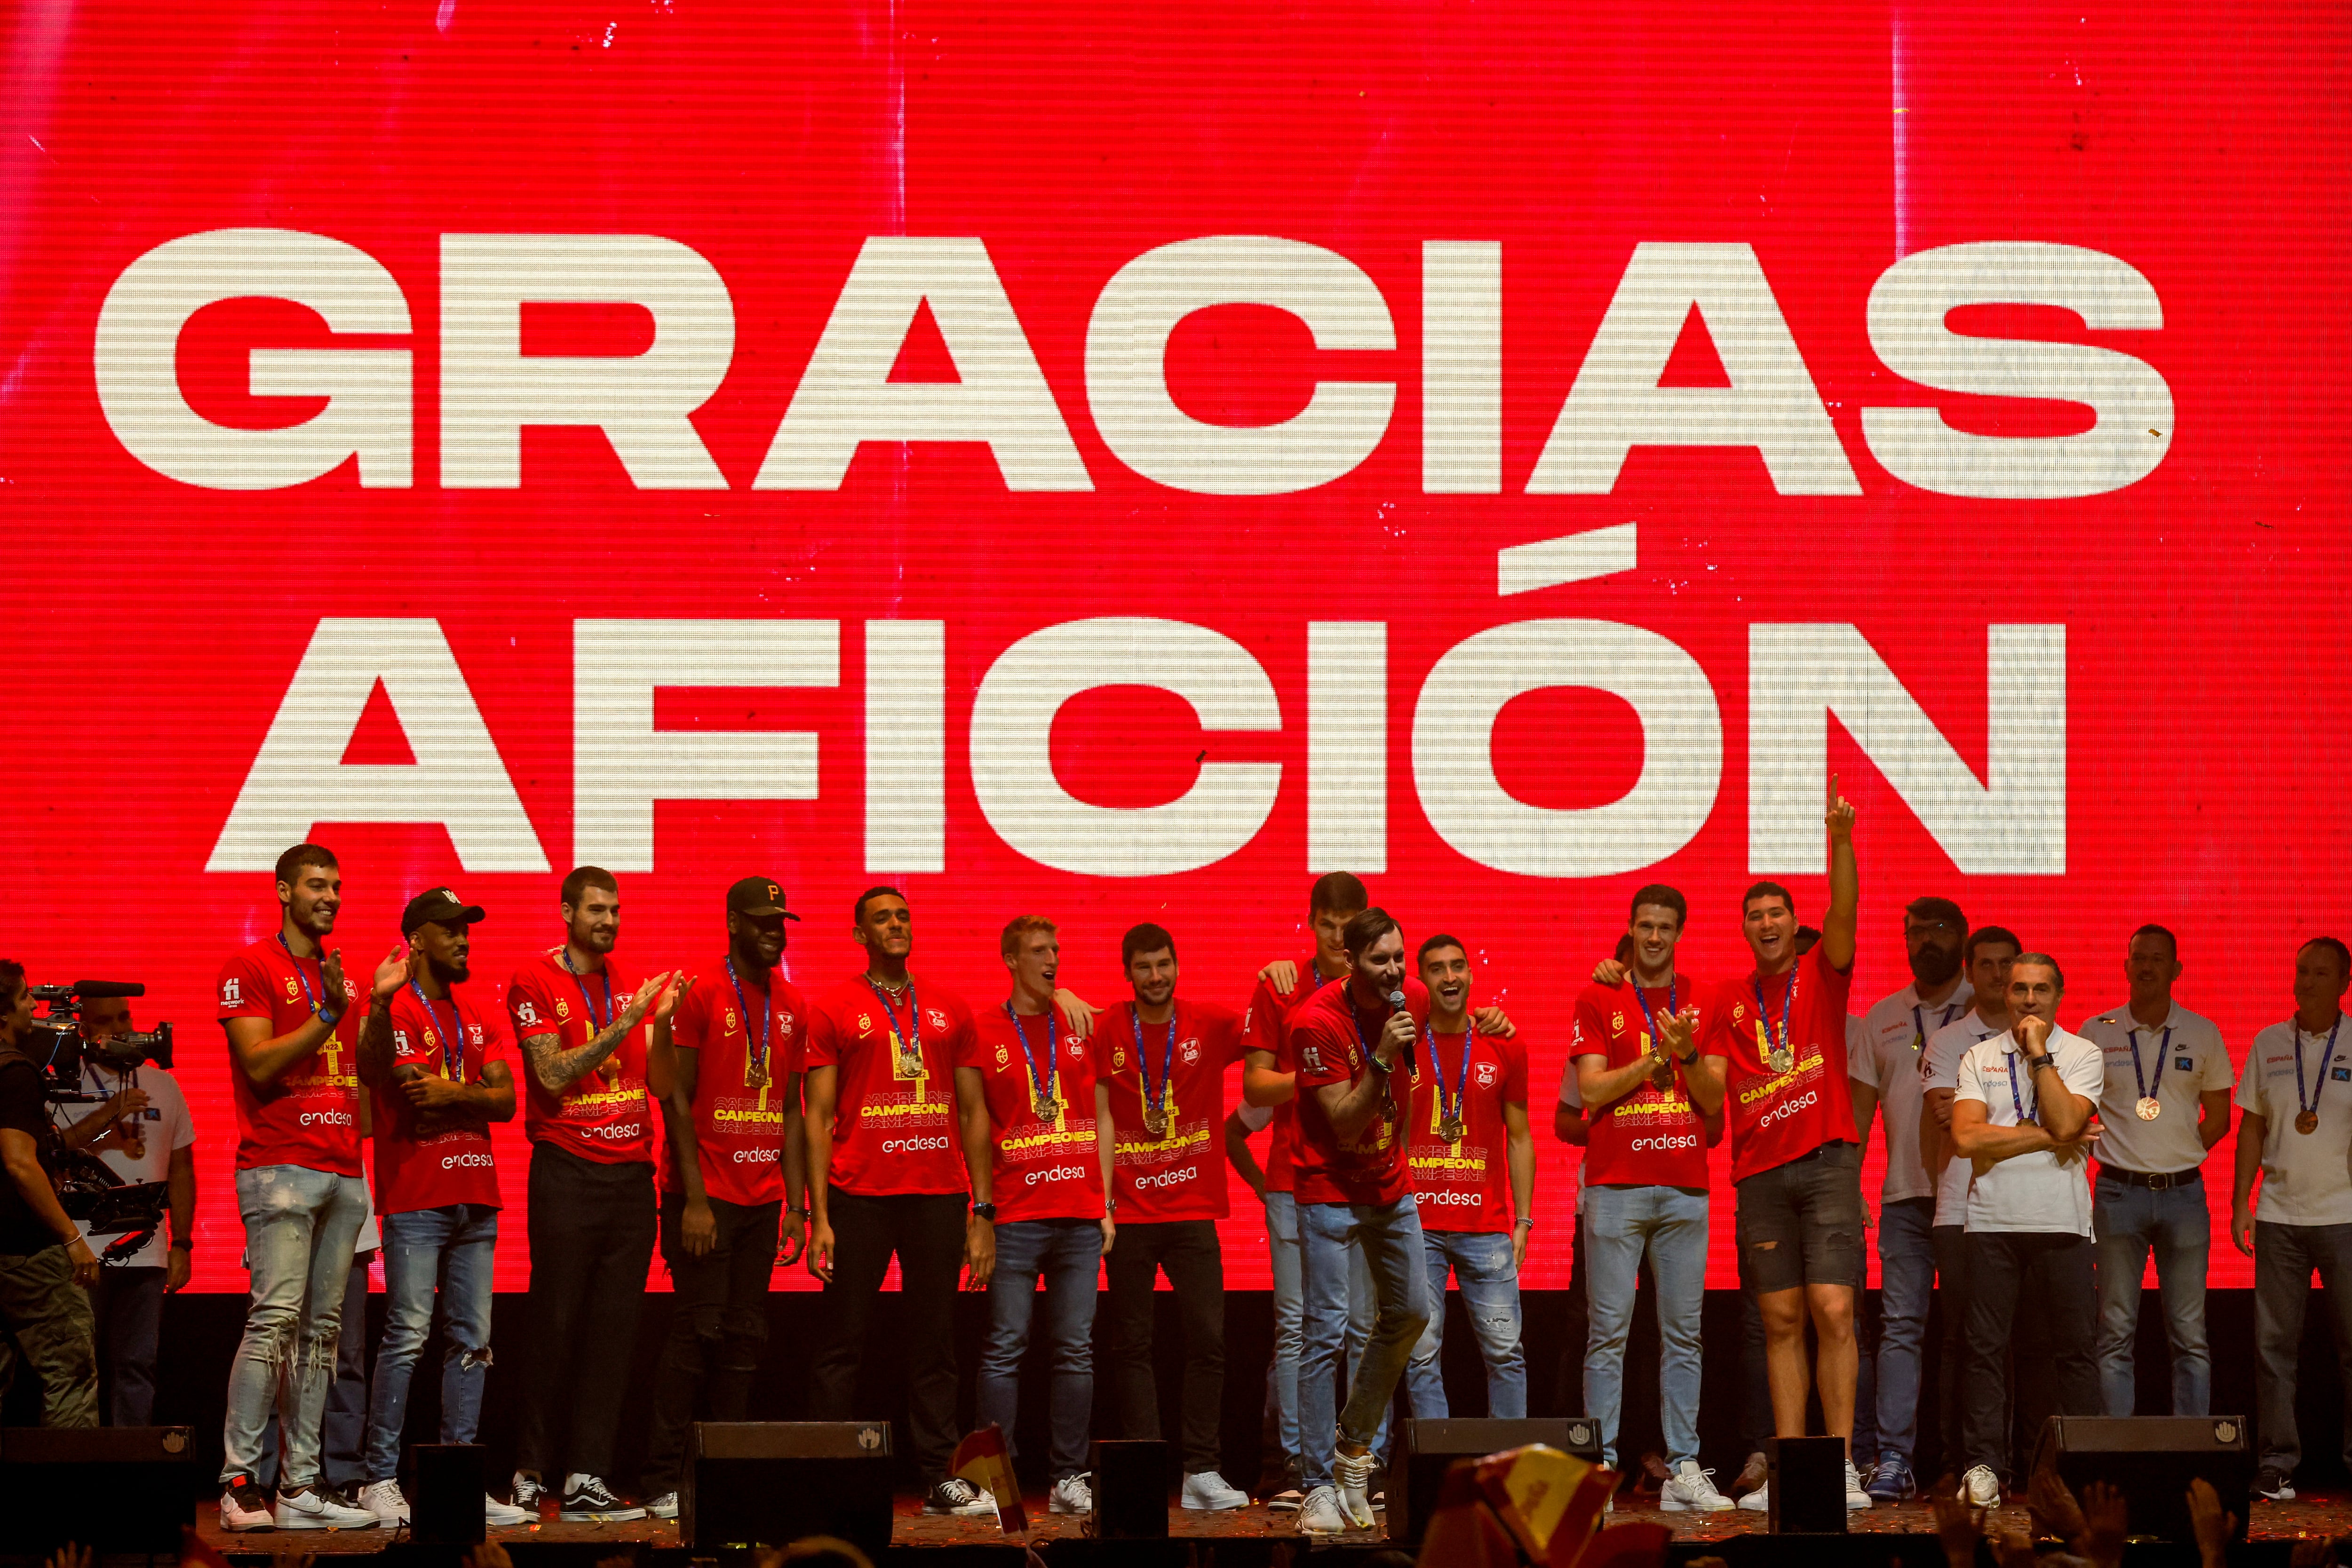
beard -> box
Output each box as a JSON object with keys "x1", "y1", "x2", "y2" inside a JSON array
[
  {"x1": 432, "y1": 955, "x2": 471, "y2": 986},
  {"x1": 1909, "y1": 942, "x2": 1963, "y2": 988}
]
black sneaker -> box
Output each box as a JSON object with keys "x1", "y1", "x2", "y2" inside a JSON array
[
  {"x1": 2257, "y1": 1467, "x2": 2296, "y2": 1502},
  {"x1": 220, "y1": 1480, "x2": 276, "y2": 1533},
  {"x1": 559, "y1": 1475, "x2": 647, "y2": 1522},
  {"x1": 924, "y1": 1478, "x2": 999, "y2": 1517}
]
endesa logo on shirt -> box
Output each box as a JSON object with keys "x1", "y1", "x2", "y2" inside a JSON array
[{"x1": 6, "y1": 0, "x2": 2321, "y2": 1291}]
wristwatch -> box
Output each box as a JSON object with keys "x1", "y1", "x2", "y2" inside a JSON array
[
  {"x1": 2023, "y1": 1053, "x2": 2054, "y2": 1073},
  {"x1": 970, "y1": 1201, "x2": 998, "y2": 1222},
  {"x1": 315, "y1": 1003, "x2": 342, "y2": 1026}
]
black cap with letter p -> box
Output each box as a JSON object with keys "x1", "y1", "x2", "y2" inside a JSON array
[
  {"x1": 401, "y1": 887, "x2": 487, "y2": 935},
  {"x1": 726, "y1": 876, "x2": 800, "y2": 921}
]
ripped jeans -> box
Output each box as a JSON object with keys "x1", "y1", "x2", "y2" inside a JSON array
[
  {"x1": 363, "y1": 1203, "x2": 500, "y2": 1484},
  {"x1": 1404, "y1": 1228, "x2": 1527, "y2": 1418},
  {"x1": 222, "y1": 1165, "x2": 370, "y2": 1488}
]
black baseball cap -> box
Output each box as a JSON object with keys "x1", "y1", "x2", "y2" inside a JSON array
[
  {"x1": 402, "y1": 887, "x2": 487, "y2": 935},
  {"x1": 726, "y1": 876, "x2": 800, "y2": 921}
]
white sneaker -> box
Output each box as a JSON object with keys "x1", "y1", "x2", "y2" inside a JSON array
[
  {"x1": 1048, "y1": 1473, "x2": 1094, "y2": 1514},
  {"x1": 1333, "y1": 1446, "x2": 1378, "y2": 1530},
  {"x1": 1180, "y1": 1471, "x2": 1250, "y2": 1511},
  {"x1": 220, "y1": 1482, "x2": 276, "y2": 1533},
  {"x1": 1844, "y1": 1462, "x2": 1873, "y2": 1510},
  {"x1": 644, "y1": 1490, "x2": 680, "y2": 1520},
  {"x1": 357, "y1": 1479, "x2": 410, "y2": 1526},
  {"x1": 276, "y1": 1485, "x2": 381, "y2": 1530},
  {"x1": 1960, "y1": 1465, "x2": 2002, "y2": 1508},
  {"x1": 1659, "y1": 1460, "x2": 1734, "y2": 1512},
  {"x1": 923, "y1": 1478, "x2": 999, "y2": 1517},
  {"x1": 484, "y1": 1494, "x2": 531, "y2": 1528},
  {"x1": 1295, "y1": 1485, "x2": 1350, "y2": 1534},
  {"x1": 1737, "y1": 1480, "x2": 1769, "y2": 1512}
]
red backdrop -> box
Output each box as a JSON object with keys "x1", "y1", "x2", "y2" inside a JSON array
[{"x1": 0, "y1": 0, "x2": 2341, "y2": 1291}]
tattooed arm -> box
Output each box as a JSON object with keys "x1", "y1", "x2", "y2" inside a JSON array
[{"x1": 520, "y1": 971, "x2": 676, "y2": 1092}]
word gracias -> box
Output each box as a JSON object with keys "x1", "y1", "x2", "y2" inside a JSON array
[{"x1": 100, "y1": 232, "x2": 2168, "y2": 500}]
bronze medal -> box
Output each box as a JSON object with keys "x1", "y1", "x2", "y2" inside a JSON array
[
  {"x1": 2134, "y1": 1096, "x2": 2160, "y2": 1122},
  {"x1": 1439, "y1": 1115, "x2": 1466, "y2": 1144},
  {"x1": 2297, "y1": 1109, "x2": 2320, "y2": 1135},
  {"x1": 747, "y1": 1058, "x2": 771, "y2": 1089}
]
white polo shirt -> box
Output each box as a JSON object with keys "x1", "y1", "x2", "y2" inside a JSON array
[
  {"x1": 1953, "y1": 1024, "x2": 2105, "y2": 1236},
  {"x1": 50, "y1": 1062, "x2": 195, "y2": 1269},
  {"x1": 1855, "y1": 980, "x2": 1975, "y2": 1205},
  {"x1": 1924, "y1": 1009, "x2": 2009, "y2": 1226},
  {"x1": 2236, "y1": 1017, "x2": 2352, "y2": 1226},
  {"x1": 2074, "y1": 1000, "x2": 2232, "y2": 1176}
]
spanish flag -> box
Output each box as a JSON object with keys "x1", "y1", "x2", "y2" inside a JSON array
[
  {"x1": 949, "y1": 1424, "x2": 1027, "y2": 1535},
  {"x1": 1421, "y1": 1444, "x2": 1616, "y2": 1568}
]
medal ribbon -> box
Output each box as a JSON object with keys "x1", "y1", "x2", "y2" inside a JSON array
[
  {"x1": 278, "y1": 933, "x2": 326, "y2": 1015},
  {"x1": 2295, "y1": 1014, "x2": 2343, "y2": 1122},
  {"x1": 1131, "y1": 1004, "x2": 1176, "y2": 1122},
  {"x1": 559, "y1": 948, "x2": 613, "y2": 1033},
  {"x1": 727, "y1": 956, "x2": 772, "y2": 1080},
  {"x1": 1753, "y1": 962, "x2": 1802, "y2": 1066},
  {"x1": 2004, "y1": 1047, "x2": 2037, "y2": 1123},
  {"x1": 1913, "y1": 999, "x2": 1964, "y2": 1053},
  {"x1": 1005, "y1": 1003, "x2": 1057, "y2": 1118},
  {"x1": 1426, "y1": 1022, "x2": 1475, "y2": 1128},
  {"x1": 409, "y1": 981, "x2": 464, "y2": 1081},
  {"x1": 2126, "y1": 1023, "x2": 2172, "y2": 1106},
  {"x1": 864, "y1": 977, "x2": 922, "y2": 1059}
]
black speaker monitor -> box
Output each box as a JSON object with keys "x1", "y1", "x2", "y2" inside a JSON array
[
  {"x1": 1767, "y1": 1434, "x2": 1847, "y2": 1534},
  {"x1": 412, "y1": 1442, "x2": 487, "y2": 1546},
  {"x1": 2032, "y1": 1415, "x2": 2252, "y2": 1545},
  {"x1": 0, "y1": 1425, "x2": 200, "y2": 1552},
  {"x1": 1087, "y1": 1439, "x2": 1168, "y2": 1539},
  {"x1": 683, "y1": 1421, "x2": 895, "y2": 1557},
  {"x1": 1395, "y1": 1417, "x2": 1597, "y2": 1544}
]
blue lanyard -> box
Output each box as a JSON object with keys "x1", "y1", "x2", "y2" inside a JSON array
[
  {"x1": 2126, "y1": 1023, "x2": 2173, "y2": 1104},
  {"x1": 1005, "y1": 1003, "x2": 1057, "y2": 1109},
  {"x1": 2004, "y1": 1049, "x2": 2036, "y2": 1123},
  {"x1": 1427, "y1": 1023, "x2": 1475, "y2": 1121},
  {"x1": 559, "y1": 949, "x2": 612, "y2": 1033},
  {"x1": 2296, "y1": 1015, "x2": 2343, "y2": 1119},
  {"x1": 409, "y1": 982, "x2": 463, "y2": 1081},
  {"x1": 727, "y1": 957, "x2": 772, "y2": 1075},
  {"x1": 278, "y1": 934, "x2": 326, "y2": 1017},
  {"x1": 1754, "y1": 962, "x2": 1801, "y2": 1063},
  {"x1": 1633, "y1": 976, "x2": 1678, "y2": 1068},
  {"x1": 864, "y1": 978, "x2": 921, "y2": 1055},
  {"x1": 1130, "y1": 1004, "x2": 1176, "y2": 1114},
  {"x1": 1913, "y1": 999, "x2": 1963, "y2": 1052}
]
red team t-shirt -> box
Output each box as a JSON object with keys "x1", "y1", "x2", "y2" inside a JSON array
[
  {"x1": 803, "y1": 974, "x2": 974, "y2": 1197},
  {"x1": 1573, "y1": 977, "x2": 1724, "y2": 1190},
  {"x1": 1404, "y1": 1024, "x2": 1529, "y2": 1233},
  {"x1": 1290, "y1": 976, "x2": 1430, "y2": 1208},
  {"x1": 1241, "y1": 960, "x2": 1339, "y2": 1194},
  {"x1": 216, "y1": 936, "x2": 364, "y2": 1176},
  {"x1": 662, "y1": 960, "x2": 807, "y2": 1209},
  {"x1": 1713, "y1": 946, "x2": 1858, "y2": 1183},
  {"x1": 374, "y1": 985, "x2": 504, "y2": 1213},
  {"x1": 1092, "y1": 999, "x2": 1247, "y2": 1223},
  {"x1": 963, "y1": 1004, "x2": 1104, "y2": 1222},
  {"x1": 506, "y1": 949, "x2": 657, "y2": 1166}
]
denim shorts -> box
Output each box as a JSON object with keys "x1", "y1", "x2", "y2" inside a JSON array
[{"x1": 1734, "y1": 1140, "x2": 1865, "y2": 1293}]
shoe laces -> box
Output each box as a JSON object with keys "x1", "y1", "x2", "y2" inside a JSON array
[
  {"x1": 939, "y1": 1478, "x2": 982, "y2": 1504},
  {"x1": 571, "y1": 1476, "x2": 623, "y2": 1507},
  {"x1": 1335, "y1": 1449, "x2": 1375, "y2": 1487}
]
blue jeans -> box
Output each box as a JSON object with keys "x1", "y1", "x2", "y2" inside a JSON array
[
  {"x1": 1299, "y1": 1196, "x2": 1427, "y2": 1489},
  {"x1": 2252, "y1": 1220, "x2": 2352, "y2": 1477},
  {"x1": 1263, "y1": 1191, "x2": 1302, "y2": 1461},
  {"x1": 1875, "y1": 1197, "x2": 1937, "y2": 1463},
  {"x1": 2093, "y1": 1172, "x2": 2211, "y2": 1415},
  {"x1": 1583, "y1": 1185, "x2": 1707, "y2": 1469},
  {"x1": 978, "y1": 1218, "x2": 1102, "y2": 1480},
  {"x1": 363, "y1": 1204, "x2": 499, "y2": 1483},
  {"x1": 222, "y1": 1166, "x2": 370, "y2": 1488},
  {"x1": 1405, "y1": 1230, "x2": 1526, "y2": 1418}
]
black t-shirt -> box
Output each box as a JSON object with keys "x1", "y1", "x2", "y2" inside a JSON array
[{"x1": 0, "y1": 1052, "x2": 64, "y2": 1255}]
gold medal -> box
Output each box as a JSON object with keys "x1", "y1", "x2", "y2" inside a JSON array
[
  {"x1": 747, "y1": 1058, "x2": 771, "y2": 1089},
  {"x1": 1143, "y1": 1105, "x2": 1169, "y2": 1137},
  {"x1": 1439, "y1": 1115, "x2": 1466, "y2": 1144},
  {"x1": 1768, "y1": 1046, "x2": 1794, "y2": 1075},
  {"x1": 2134, "y1": 1096, "x2": 2160, "y2": 1122},
  {"x1": 2297, "y1": 1109, "x2": 2320, "y2": 1135},
  {"x1": 1033, "y1": 1092, "x2": 1058, "y2": 1123}
]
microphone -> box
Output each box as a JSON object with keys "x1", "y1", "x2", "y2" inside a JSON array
[{"x1": 1386, "y1": 989, "x2": 1414, "y2": 1073}]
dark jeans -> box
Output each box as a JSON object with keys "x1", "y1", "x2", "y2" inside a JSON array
[
  {"x1": 518, "y1": 1145, "x2": 656, "y2": 1482},
  {"x1": 1961, "y1": 1231, "x2": 2098, "y2": 1480},
  {"x1": 256, "y1": 1254, "x2": 370, "y2": 1491},
  {"x1": 1551, "y1": 1212, "x2": 1589, "y2": 1416},
  {"x1": 92, "y1": 1264, "x2": 164, "y2": 1426},
  {"x1": 978, "y1": 1218, "x2": 1102, "y2": 1480},
  {"x1": 643, "y1": 1192, "x2": 781, "y2": 1495},
  {"x1": 2252, "y1": 1220, "x2": 2352, "y2": 1477},
  {"x1": 1105, "y1": 1218, "x2": 1225, "y2": 1474},
  {"x1": 0, "y1": 1244, "x2": 98, "y2": 1427},
  {"x1": 808, "y1": 1186, "x2": 967, "y2": 1483}
]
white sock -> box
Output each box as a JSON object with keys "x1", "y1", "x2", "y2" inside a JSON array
[{"x1": 565, "y1": 1473, "x2": 593, "y2": 1491}]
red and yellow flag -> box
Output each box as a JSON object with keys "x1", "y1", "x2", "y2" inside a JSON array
[
  {"x1": 949, "y1": 1424, "x2": 1027, "y2": 1535},
  {"x1": 1421, "y1": 1444, "x2": 1619, "y2": 1568}
]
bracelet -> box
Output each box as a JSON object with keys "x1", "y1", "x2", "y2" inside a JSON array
[
  {"x1": 785, "y1": 1205, "x2": 808, "y2": 1219},
  {"x1": 1514, "y1": 1217, "x2": 1534, "y2": 1230}
]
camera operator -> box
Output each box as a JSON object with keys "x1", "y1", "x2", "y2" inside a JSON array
[
  {"x1": 0, "y1": 958, "x2": 100, "y2": 1426},
  {"x1": 50, "y1": 992, "x2": 194, "y2": 1425}
]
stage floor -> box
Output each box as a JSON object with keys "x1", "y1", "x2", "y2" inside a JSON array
[{"x1": 185, "y1": 1489, "x2": 2352, "y2": 1558}]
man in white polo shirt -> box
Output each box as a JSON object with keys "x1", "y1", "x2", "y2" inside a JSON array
[
  {"x1": 2076, "y1": 924, "x2": 2232, "y2": 1417},
  {"x1": 2232, "y1": 935, "x2": 2352, "y2": 1503},
  {"x1": 1947, "y1": 953, "x2": 2103, "y2": 1508},
  {"x1": 1849, "y1": 895, "x2": 1971, "y2": 1501}
]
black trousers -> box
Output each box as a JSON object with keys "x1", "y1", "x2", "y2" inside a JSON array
[
  {"x1": 1961, "y1": 1231, "x2": 2098, "y2": 1480},
  {"x1": 1104, "y1": 1218, "x2": 1225, "y2": 1474},
  {"x1": 808, "y1": 1186, "x2": 967, "y2": 1482},
  {"x1": 1931, "y1": 1224, "x2": 1975, "y2": 1474},
  {"x1": 643, "y1": 1191, "x2": 782, "y2": 1495},
  {"x1": 518, "y1": 1143, "x2": 657, "y2": 1481}
]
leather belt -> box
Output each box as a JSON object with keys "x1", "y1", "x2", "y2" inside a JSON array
[{"x1": 2098, "y1": 1164, "x2": 2202, "y2": 1191}]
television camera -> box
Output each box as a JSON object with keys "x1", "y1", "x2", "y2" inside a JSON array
[{"x1": 26, "y1": 981, "x2": 175, "y2": 1264}]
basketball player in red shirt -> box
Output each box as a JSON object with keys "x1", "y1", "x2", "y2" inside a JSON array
[
  {"x1": 1710, "y1": 778, "x2": 1869, "y2": 1512},
  {"x1": 506, "y1": 866, "x2": 682, "y2": 1523},
  {"x1": 640, "y1": 876, "x2": 808, "y2": 1519}
]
